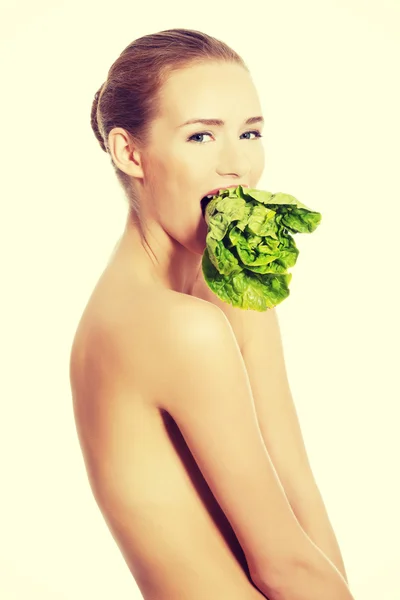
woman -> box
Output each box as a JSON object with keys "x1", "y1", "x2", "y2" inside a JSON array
[{"x1": 69, "y1": 29, "x2": 355, "y2": 600}]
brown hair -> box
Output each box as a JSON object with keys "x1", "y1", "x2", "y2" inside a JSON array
[{"x1": 90, "y1": 28, "x2": 248, "y2": 219}]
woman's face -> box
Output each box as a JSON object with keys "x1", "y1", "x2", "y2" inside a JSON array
[{"x1": 140, "y1": 61, "x2": 265, "y2": 253}]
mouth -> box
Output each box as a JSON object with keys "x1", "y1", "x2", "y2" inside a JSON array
[
  {"x1": 200, "y1": 185, "x2": 248, "y2": 218},
  {"x1": 200, "y1": 194, "x2": 217, "y2": 218}
]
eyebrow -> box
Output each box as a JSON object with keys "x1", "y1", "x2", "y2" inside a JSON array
[{"x1": 178, "y1": 116, "x2": 264, "y2": 128}]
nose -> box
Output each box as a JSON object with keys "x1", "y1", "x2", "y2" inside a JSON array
[{"x1": 216, "y1": 139, "x2": 251, "y2": 179}]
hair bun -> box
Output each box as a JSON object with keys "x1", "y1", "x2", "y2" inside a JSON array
[{"x1": 90, "y1": 85, "x2": 107, "y2": 152}]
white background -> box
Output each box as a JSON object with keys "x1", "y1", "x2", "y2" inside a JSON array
[{"x1": 1, "y1": 0, "x2": 399, "y2": 598}]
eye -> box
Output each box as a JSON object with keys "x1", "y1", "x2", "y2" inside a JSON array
[
  {"x1": 241, "y1": 130, "x2": 263, "y2": 140},
  {"x1": 187, "y1": 130, "x2": 263, "y2": 143},
  {"x1": 187, "y1": 132, "x2": 213, "y2": 143}
]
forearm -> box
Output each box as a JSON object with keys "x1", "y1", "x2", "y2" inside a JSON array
[{"x1": 289, "y1": 479, "x2": 349, "y2": 583}]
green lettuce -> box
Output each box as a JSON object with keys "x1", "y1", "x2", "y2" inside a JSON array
[{"x1": 201, "y1": 185, "x2": 322, "y2": 312}]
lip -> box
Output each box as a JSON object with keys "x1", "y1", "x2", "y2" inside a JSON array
[{"x1": 202, "y1": 184, "x2": 249, "y2": 199}]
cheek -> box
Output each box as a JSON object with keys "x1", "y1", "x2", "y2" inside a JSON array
[
  {"x1": 254, "y1": 147, "x2": 265, "y2": 176},
  {"x1": 141, "y1": 152, "x2": 162, "y2": 186}
]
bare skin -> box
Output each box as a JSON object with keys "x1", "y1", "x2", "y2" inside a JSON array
[
  {"x1": 70, "y1": 61, "x2": 270, "y2": 598},
  {"x1": 70, "y1": 243, "x2": 269, "y2": 600}
]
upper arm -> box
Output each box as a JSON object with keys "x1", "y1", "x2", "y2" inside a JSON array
[
  {"x1": 158, "y1": 301, "x2": 311, "y2": 585},
  {"x1": 240, "y1": 307, "x2": 317, "y2": 503}
]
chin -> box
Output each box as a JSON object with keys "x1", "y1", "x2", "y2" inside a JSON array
[{"x1": 185, "y1": 225, "x2": 208, "y2": 257}]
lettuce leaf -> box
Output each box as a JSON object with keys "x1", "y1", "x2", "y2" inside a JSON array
[{"x1": 201, "y1": 185, "x2": 322, "y2": 311}]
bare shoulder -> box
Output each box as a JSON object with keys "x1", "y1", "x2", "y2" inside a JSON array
[
  {"x1": 166, "y1": 290, "x2": 229, "y2": 336},
  {"x1": 157, "y1": 290, "x2": 234, "y2": 355},
  {"x1": 154, "y1": 293, "x2": 243, "y2": 411},
  {"x1": 69, "y1": 283, "x2": 226, "y2": 408}
]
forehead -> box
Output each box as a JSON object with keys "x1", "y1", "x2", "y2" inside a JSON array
[{"x1": 158, "y1": 62, "x2": 261, "y2": 123}]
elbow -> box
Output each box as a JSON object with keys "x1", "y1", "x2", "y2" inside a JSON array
[
  {"x1": 252, "y1": 551, "x2": 355, "y2": 600},
  {"x1": 249, "y1": 553, "x2": 298, "y2": 597},
  {"x1": 249, "y1": 533, "x2": 313, "y2": 593},
  {"x1": 254, "y1": 555, "x2": 317, "y2": 594}
]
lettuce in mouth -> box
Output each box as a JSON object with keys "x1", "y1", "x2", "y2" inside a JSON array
[{"x1": 201, "y1": 185, "x2": 322, "y2": 312}]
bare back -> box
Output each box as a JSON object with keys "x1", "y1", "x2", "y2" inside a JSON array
[{"x1": 69, "y1": 261, "x2": 267, "y2": 600}]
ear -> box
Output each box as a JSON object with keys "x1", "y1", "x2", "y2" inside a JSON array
[{"x1": 107, "y1": 127, "x2": 144, "y2": 178}]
